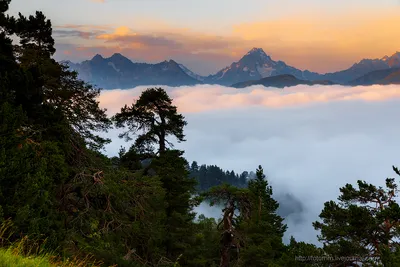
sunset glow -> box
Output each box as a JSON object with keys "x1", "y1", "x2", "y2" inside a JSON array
[{"x1": 8, "y1": 0, "x2": 400, "y2": 75}]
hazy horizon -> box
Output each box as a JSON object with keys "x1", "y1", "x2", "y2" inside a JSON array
[
  {"x1": 58, "y1": 47, "x2": 400, "y2": 78},
  {"x1": 8, "y1": 0, "x2": 400, "y2": 75}
]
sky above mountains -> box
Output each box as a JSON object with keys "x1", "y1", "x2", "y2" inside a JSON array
[{"x1": 8, "y1": 0, "x2": 400, "y2": 75}]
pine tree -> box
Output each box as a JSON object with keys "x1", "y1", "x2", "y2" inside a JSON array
[
  {"x1": 313, "y1": 166, "x2": 400, "y2": 266},
  {"x1": 0, "y1": 0, "x2": 112, "y2": 251},
  {"x1": 14, "y1": 11, "x2": 111, "y2": 151},
  {"x1": 187, "y1": 214, "x2": 220, "y2": 266},
  {"x1": 202, "y1": 184, "x2": 252, "y2": 267},
  {"x1": 277, "y1": 236, "x2": 327, "y2": 267},
  {"x1": 150, "y1": 150, "x2": 198, "y2": 263},
  {"x1": 113, "y1": 88, "x2": 197, "y2": 263},
  {"x1": 0, "y1": 0, "x2": 20, "y2": 105},
  {"x1": 113, "y1": 87, "x2": 187, "y2": 156},
  {"x1": 238, "y1": 165, "x2": 287, "y2": 266}
]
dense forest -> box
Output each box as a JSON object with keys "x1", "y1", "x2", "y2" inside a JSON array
[
  {"x1": 1, "y1": 1, "x2": 400, "y2": 266},
  {"x1": 188, "y1": 162, "x2": 249, "y2": 191}
]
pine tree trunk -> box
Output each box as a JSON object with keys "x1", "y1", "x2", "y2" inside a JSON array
[
  {"x1": 159, "y1": 115, "x2": 166, "y2": 153},
  {"x1": 159, "y1": 134, "x2": 166, "y2": 153},
  {"x1": 220, "y1": 232, "x2": 232, "y2": 267}
]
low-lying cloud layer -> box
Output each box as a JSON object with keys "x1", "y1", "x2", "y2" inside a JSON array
[{"x1": 98, "y1": 84, "x2": 400, "y2": 245}]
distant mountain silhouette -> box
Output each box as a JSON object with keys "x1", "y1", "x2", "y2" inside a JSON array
[
  {"x1": 348, "y1": 67, "x2": 400, "y2": 86},
  {"x1": 231, "y1": 74, "x2": 335, "y2": 88},
  {"x1": 202, "y1": 49, "x2": 400, "y2": 86},
  {"x1": 63, "y1": 50, "x2": 400, "y2": 89},
  {"x1": 203, "y1": 48, "x2": 321, "y2": 86},
  {"x1": 63, "y1": 53, "x2": 200, "y2": 89},
  {"x1": 321, "y1": 56, "x2": 399, "y2": 84}
]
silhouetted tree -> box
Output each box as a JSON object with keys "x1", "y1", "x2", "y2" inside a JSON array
[{"x1": 113, "y1": 87, "x2": 187, "y2": 155}]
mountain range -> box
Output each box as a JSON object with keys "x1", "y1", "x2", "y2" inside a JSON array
[
  {"x1": 63, "y1": 48, "x2": 400, "y2": 89},
  {"x1": 231, "y1": 74, "x2": 336, "y2": 88},
  {"x1": 348, "y1": 67, "x2": 400, "y2": 86}
]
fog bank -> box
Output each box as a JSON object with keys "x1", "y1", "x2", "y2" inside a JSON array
[{"x1": 98, "y1": 84, "x2": 400, "y2": 245}]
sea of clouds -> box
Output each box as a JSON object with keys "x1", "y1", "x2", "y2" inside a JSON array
[{"x1": 97, "y1": 84, "x2": 400, "y2": 246}]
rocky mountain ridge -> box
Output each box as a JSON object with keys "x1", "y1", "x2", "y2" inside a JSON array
[{"x1": 64, "y1": 49, "x2": 400, "y2": 89}]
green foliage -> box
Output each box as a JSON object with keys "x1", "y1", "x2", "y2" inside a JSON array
[
  {"x1": 186, "y1": 215, "x2": 220, "y2": 266},
  {"x1": 113, "y1": 87, "x2": 199, "y2": 264},
  {"x1": 189, "y1": 161, "x2": 248, "y2": 192},
  {"x1": 117, "y1": 146, "x2": 143, "y2": 171},
  {"x1": 0, "y1": 220, "x2": 102, "y2": 267},
  {"x1": 0, "y1": 249, "x2": 52, "y2": 267},
  {"x1": 202, "y1": 184, "x2": 253, "y2": 267},
  {"x1": 113, "y1": 87, "x2": 187, "y2": 155},
  {"x1": 277, "y1": 237, "x2": 327, "y2": 267},
  {"x1": 0, "y1": 102, "x2": 67, "y2": 247},
  {"x1": 238, "y1": 165, "x2": 287, "y2": 266},
  {"x1": 13, "y1": 9, "x2": 111, "y2": 151},
  {"x1": 149, "y1": 150, "x2": 197, "y2": 263},
  {"x1": 379, "y1": 244, "x2": 400, "y2": 267},
  {"x1": 62, "y1": 161, "x2": 167, "y2": 266},
  {"x1": 313, "y1": 166, "x2": 400, "y2": 266}
]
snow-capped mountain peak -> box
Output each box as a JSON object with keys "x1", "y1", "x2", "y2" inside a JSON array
[
  {"x1": 235, "y1": 48, "x2": 279, "y2": 78},
  {"x1": 178, "y1": 63, "x2": 205, "y2": 81},
  {"x1": 204, "y1": 48, "x2": 294, "y2": 85},
  {"x1": 242, "y1": 47, "x2": 272, "y2": 62},
  {"x1": 203, "y1": 47, "x2": 323, "y2": 85}
]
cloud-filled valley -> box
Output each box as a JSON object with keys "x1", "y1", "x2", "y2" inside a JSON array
[{"x1": 98, "y1": 84, "x2": 400, "y2": 245}]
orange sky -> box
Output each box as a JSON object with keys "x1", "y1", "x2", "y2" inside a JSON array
[{"x1": 9, "y1": 0, "x2": 400, "y2": 75}]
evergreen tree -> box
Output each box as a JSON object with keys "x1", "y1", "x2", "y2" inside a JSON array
[
  {"x1": 113, "y1": 88, "x2": 198, "y2": 263},
  {"x1": 187, "y1": 214, "x2": 220, "y2": 266},
  {"x1": 313, "y1": 166, "x2": 400, "y2": 266},
  {"x1": 150, "y1": 150, "x2": 198, "y2": 264},
  {"x1": 190, "y1": 163, "x2": 247, "y2": 192},
  {"x1": 238, "y1": 165, "x2": 287, "y2": 266},
  {"x1": 191, "y1": 161, "x2": 199, "y2": 172},
  {"x1": 60, "y1": 153, "x2": 167, "y2": 266},
  {"x1": 239, "y1": 171, "x2": 248, "y2": 186},
  {"x1": 0, "y1": 0, "x2": 112, "y2": 253},
  {"x1": 202, "y1": 184, "x2": 252, "y2": 267},
  {"x1": 14, "y1": 11, "x2": 111, "y2": 151},
  {"x1": 113, "y1": 87, "x2": 187, "y2": 155},
  {"x1": 277, "y1": 236, "x2": 327, "y2": 267},
  {"x1": 0, "y1": 0, "x2": 20, "y2": 105}
]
